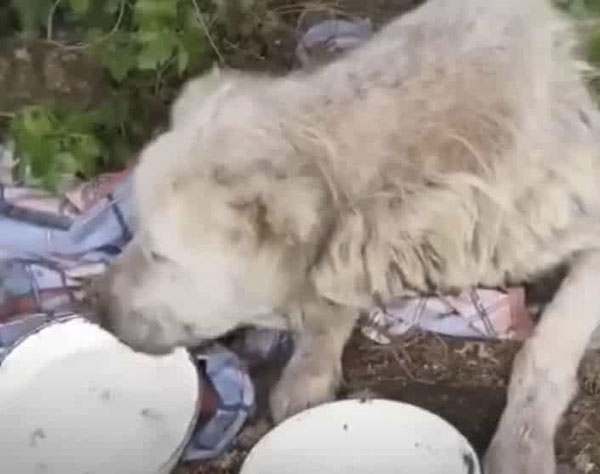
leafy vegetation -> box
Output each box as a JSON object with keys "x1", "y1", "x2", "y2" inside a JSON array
[
  {"x1": 2, "y1": 0, "x2": 600, "y2": 191},
  {"x1": 9, "y1": 105, "x2": 103, "y2": 189},
  {"x1": 0, "y1": 0, "x2": 269, "y2": 190}
]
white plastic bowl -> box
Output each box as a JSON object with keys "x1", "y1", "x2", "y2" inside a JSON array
[
  {"x1": 241, "y1": 399, "x2": 480, "y2": 474},
  {"x1": 0, "y1": 317, "x2": 199, "y2": 474}
]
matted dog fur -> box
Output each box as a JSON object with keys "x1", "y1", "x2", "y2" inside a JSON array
[{"x1": 93, "y1": 0, "x2": 600, "y2": 472}]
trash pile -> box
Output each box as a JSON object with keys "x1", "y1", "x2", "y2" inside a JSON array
[{"x1": 0, "y1": 19, "x2": 534, "y2": 464}]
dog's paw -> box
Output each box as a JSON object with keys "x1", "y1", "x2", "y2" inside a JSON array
[
  {"x1": 269, "y1": 358, "x2": 341, "y2": 424},
  {"x1": 483, "y1": 417, "x2": 556, "y2": 474}
]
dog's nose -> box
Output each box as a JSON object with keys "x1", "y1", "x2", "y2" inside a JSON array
[
  {"x1": 81, "y1": 287, "x2": 175, "y2": 355},
  {"x1": 79, "y1": 276, "x2": 115, "y2": 332}
]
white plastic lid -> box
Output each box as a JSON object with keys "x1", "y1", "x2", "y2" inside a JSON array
[
  {"x1": 0, "y1": 318, "x2": 199, "y2": 474},
  {"x1": 241, "y1": 399, "x2": 480, "y2": 474}
]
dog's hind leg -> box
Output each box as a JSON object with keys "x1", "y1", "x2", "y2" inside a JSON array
[
  {"x1": 484, "y1": 250, "x2": 600, "y2": 474},
  {"x1": 269, "y1": 299, "x2": 358, "y2": 424}
]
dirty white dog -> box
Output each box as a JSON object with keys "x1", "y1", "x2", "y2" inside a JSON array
[{"x1": 94, "y1": 0, "x2": 600, "y2": 472}]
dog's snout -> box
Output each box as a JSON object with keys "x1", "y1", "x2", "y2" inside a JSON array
[
  {"x1": 82, "y1": 281, "x2": 176, "y2": 355},
  {"x1": 91, "y1": 299, "x2": 116, "y2": 334},
  {"x1": 80, "y1": 276, "x2": 115, "y2": 331},
  {"x1": 76, "y1": 245, "x2": 189, "y2": 355}
]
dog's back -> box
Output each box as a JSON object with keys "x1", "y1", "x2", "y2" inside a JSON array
[{"x1": 289, "y1": 0, "x2": 600, "y2": 304}]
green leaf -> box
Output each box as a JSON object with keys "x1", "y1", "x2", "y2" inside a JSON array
[
  {"x1": 134, "y1": 0, "x2": 177, "y2": 28},
  {"x1": 21, "y1": 107, "x2": 55, "y2": 137},
  {"x1": 564, "y1": 0, "x2": 591, "y2": 16},
  {"x1": 54, "y1": 152, "x2": 80, "y2": 174},
  {"x1": 12, "y1": 0, "x2": 52, "y2": 37},
  {"x1": 79, "y1": 134, "x2": 102, "y2": 158},
  {"x1": 178, "y1": 26, "x2": 210, "y2": 71},
  {"x1": 101, "y1": 40, "x2": 138, "y2": 81},
  {"x1": 40, "y1": 168, "x2": 60, "y2": 192},
  {"x1": 68, "y1": 0, "x2": 90, "y2": 15},
  {"x1": 585, "y1": 0, "x2": 600, "y2": 13},
  {"x1": 587, "y1": 30, "x2": 600, "y2": 66},
  {"x1": 60, "y1": 110, "x2": 97, "y2": 133},
  {"x1": 28, "y1": 136, "x2": 54, "y2": 178},
  {"x1": 105, "y1": 51, "x2": 137, "y2": 81},
  {"x1": 86, "y1": 27, "x2": 104, "y2": 42},
  {"x1": 45, "y1": 133, "x2": 99, "y2": 179},
  {"x1": 96, "y1": 93, "x2": 132, "y2": 127},
  {"x1": 104, "y1": 0, "x2": 123, "y2": 14},
  {"x1": 136, "y1": 30, "x2": 177, "y2": 70},
  {"x1": 177, "y1": 45, "x2": 190, "y2": 75}
]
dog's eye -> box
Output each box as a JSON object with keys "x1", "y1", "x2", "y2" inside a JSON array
[{"x1": 149, "y1": 251, "x2": 170, "y2": 263}]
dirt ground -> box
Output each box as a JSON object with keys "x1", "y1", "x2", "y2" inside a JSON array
[
  {"x1": 175, "y1": 0, "x2": 600, "y2": 473},
  {"x1": 177, "y1": 331, "x2": 600, "y2": 474}
]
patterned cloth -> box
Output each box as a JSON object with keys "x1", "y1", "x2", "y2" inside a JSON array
[
  {"x1": 362, "y1": 287, "x2": 534, "y2": 345},
  {"x1": 185, "y1": 345, "x2": 255, "y2": 461},
  {"x1": 0, "y1": 169, "x2": 133, "y2": 351}
]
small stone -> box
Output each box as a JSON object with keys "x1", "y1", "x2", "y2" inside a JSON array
[{"x1": 574, "y1": 452, "x2": 595, "y2": 474}]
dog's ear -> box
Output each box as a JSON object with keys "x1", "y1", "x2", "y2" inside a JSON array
[{"x1": 229, "y1": 176, "x2": 329, "y2": 248}]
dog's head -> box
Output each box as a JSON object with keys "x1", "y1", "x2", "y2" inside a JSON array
[{"x1": 92, "y1": 76, "x2": 330, "y2": 354}]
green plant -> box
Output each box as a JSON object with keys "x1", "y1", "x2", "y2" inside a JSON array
[
  {"x1": 86, "y1": 0, "x2": 219, "y2": 84},
  {"x1": 555, "y1": 0, "x2": 600, "y2": 17},
  {"x1": 9, "y1": 105, "x2": 102, "y2": 190},
  {"x1": 7, "y1": 93, "x2": 147, "y2": 190},
  {"x1": 8, "y1": 0, "x2": 599, "y2": 193},
  {"x1": 1, "y1": 0, "x2": 234, "y2": 191},
  {"x1": 554, "y1": 0, "x2": 600, "y2": 100}
]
